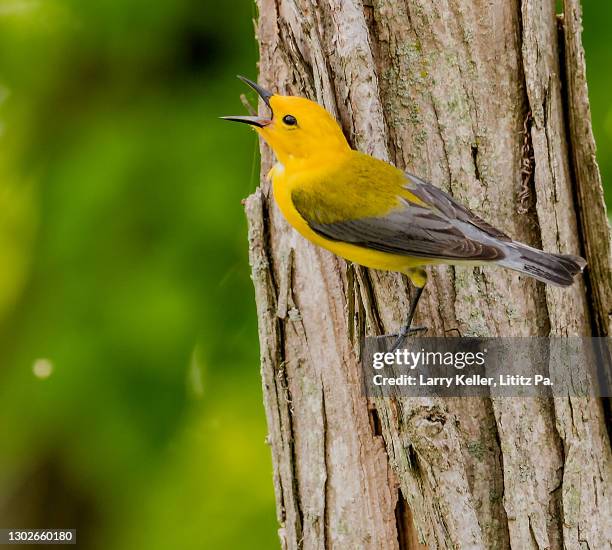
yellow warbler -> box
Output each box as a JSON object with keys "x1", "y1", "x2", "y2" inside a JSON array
[{"x1": 223, "y1": 76, "x2": 586, "y2": 344}]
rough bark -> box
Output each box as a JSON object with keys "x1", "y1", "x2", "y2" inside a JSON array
[{"x1": 245, "y1": 0, "x2": 612, "y2": 548}]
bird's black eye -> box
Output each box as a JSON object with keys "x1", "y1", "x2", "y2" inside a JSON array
[{"x1": 282, "y1": 114, "x2": 297, "y2": 126}]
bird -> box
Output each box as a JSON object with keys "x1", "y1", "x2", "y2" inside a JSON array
[{"x1": 222, "y1": 75, "x2": 586, "y2": 349}]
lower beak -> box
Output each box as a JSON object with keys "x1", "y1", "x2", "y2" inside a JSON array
[{"x1": 220, "y1": 115, "x2": 271, "y2": 128}]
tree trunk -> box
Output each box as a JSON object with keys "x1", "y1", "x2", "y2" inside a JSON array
[{"x1": 245, "y1": 0, "x2": 612, "y2": 548}]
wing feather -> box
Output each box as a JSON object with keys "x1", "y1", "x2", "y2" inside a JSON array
[
  {"x1": 292, "y1": 171, "x2": 507, "y2": 261},
  {"x1": 405, "y1": 173, "x2": 511, "y2": 242}
]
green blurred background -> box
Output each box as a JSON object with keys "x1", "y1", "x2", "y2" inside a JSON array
[{"x1": 0, "y1": 2, "x2": 609, "y2": 549}]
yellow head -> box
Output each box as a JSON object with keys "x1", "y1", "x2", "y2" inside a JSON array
[{"x1": 222, "y1": 76, "x2": 350, "y2": 164}]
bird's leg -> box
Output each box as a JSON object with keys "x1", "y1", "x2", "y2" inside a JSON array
[{"x1": 390, "y1": 285, "x2": 426, "y2": 351}]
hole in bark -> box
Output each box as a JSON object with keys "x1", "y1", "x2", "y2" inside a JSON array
[
  {"x1": 395, "y1": 489, "x2": 410, "y2": 549},
  {"x1": 471, "y1": 145, "x2": 481, "y2": 181},
  {"x1": 369, "y1": 407, "x2": 383, "y2": 436},
  {"x1": 395, "y1": 488, "x2": 426, "y2": 549},
  {"x1": 406, "y1": 444, "x2": 420, "y2": 473}
]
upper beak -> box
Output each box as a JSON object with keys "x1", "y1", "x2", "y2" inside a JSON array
[{"x1": 220, "y1": 75, "x2": 274, "y2": 128}]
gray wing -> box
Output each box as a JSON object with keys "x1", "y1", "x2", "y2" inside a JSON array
[
  {"x1": 293, "y1": 172, "x2": 509, "y2": 261},
  {"x1": 405, "y1": 173, "x2": 511, "y2": 242}
]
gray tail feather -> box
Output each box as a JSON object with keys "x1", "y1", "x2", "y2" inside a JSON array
[{"x1": 499, "y1": 242, "x2": 587, "y2": 287}]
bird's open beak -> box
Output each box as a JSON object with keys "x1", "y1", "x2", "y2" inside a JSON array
[{"x1": 220, "y1": 75, "x2": 274, "y2": 128}]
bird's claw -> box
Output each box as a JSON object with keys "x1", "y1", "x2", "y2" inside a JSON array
[
  {"x1": 390, "y1": 326, "x2": 428, "y2": 351},
  {"x1": 373, "y1": 326, "x2": 428, "y2": 352}
]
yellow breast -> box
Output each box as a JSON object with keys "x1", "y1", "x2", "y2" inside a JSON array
[{"x1": 270, "y1": 160, "x2": 431, "y2": 272}]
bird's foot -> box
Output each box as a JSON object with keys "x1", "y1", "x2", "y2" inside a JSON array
[
  {"x1": 390, "y1": 325, "x2": 428, "y2": 352},
  {"x1": 374, "y1": 325, "x2": 428, "y2": 352}
]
